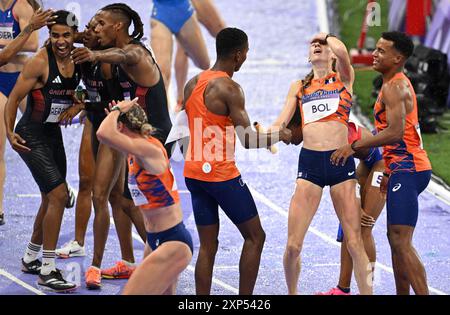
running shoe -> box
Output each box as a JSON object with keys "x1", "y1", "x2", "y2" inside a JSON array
[
  {"x1": 56, "y1": 240, "x2": 85, "y2": 259},
  {"x1": 101, "y1": 261, "x2": 136, "y2": 279},
  {"x1": 21, "y1": 258, "x2": 42, "y2": 275},
  {"x1": 86, "y1": 266, "x2": 102, "y2": 290},
  {"x1": 38, "y1": 269, "x2": 77, "y2": 293},
  {"x1": 0, "y1": 213, "x2": 5, "y2": 225},
  {"x1": 66, "y1": 186, "x2": 76, "y2": 209},
  {"x1": 316, "y1": 287, "x2": 351, "y2": 295}
]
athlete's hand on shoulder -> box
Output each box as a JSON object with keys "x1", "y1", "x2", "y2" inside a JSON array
[
  {"x1": 7, "y1": 132, "x2": 31, "y2": 153},
  {"x1": 71, "y1": 47, "x2": 97, "y2": 64},
  {"x1": 29, "y1": 8, "x2": 56, "y2": 32},
  {"x1": 330, "y1": 144, "x2": 354, "y2": 166},
  {"x1": 279, "y1": 123, "x2": 292, "y2": 144}
]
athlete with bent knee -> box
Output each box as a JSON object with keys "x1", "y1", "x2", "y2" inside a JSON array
[
  {"x1": 4, "y1": 10, "x2": 81, "y2": 292},
  {"x1": 97, "y1": 98, "x2": 192, "y2": 295},
  {"x1": 332, "y1": 32, "x2": 432, "y2": 295},
  {"x1": 272, "y1": 32, "x2": 372, "y2": 295},
  {"x1": 318, "y1": 123, "x2": 385, "y2": 295},
  {"x1": 183, "y1": 27, "x2": 291, "y2": 295},
  {"x1": 71, "y1": 3, "x2": 173, "y2": 289}
]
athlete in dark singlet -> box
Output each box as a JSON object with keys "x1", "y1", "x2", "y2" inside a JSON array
[
  {"x1": 4, "y1": 10, "x2": 80, "y2": 293},
  {"x1": 70, "y1": 4, "x2": 170, "y2": 289}
]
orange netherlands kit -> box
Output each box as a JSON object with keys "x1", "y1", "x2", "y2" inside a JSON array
[
  {"x1": 127, "y1": 136, "x2": 179, "y2": 210},
  {"x1": 373, "y1": 72, "x2": 431, "y2": 174},
  {"x1": 184, "y1": 70, "x2": 240, "y2": 182},
  {"x1": 297, "y1": 72, "x2": 352, "y2": 127}
]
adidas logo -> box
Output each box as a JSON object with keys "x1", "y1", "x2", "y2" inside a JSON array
[{"x1": 52, "y1": 76, "x2": 62, "y2": 84}]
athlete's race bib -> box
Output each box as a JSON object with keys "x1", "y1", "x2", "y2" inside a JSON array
[
  {"x1": 371, "y1": 171, "x2": 383, "y2": 188},
  {"x1": 302, "y1": 94, "x2": 340, "y2": 124},
  {"x1": 0, "y1": 25, "x2": 14, "y2": 40},
  {"x1": 45, "y1": 100, "x2": 72, "y2": 123},
  {"x1": 128, "y1": 176, "x2": 148, "y2": 206}
]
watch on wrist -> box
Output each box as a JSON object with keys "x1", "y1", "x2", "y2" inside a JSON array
[
  {"x1": 325, "y1": 33, "x2": 337, "y2": 42},
  {"x1": 111, "y1": 105, "x2": 122, "y2": 112}
]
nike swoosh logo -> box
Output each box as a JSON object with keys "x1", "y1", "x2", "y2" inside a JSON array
[{"x1": 348, "y1": 171, "x2": 355, "y2": 176}]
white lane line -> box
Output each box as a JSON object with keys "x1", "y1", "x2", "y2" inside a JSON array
[
  {"x1": 248, "y1": 186, "x2": 448, "y2": 296},
  {"x1": 108, "y1": 218, "x2": 239, "y2": 294},
  {"x1": 17, "y1": 194, "x2": 41, "y2": 198},
  {"x1": 0, "y1": 268, "x2": 45, "y2": 295}
]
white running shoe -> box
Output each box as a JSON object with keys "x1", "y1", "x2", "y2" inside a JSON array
[{"x1": 56, "y1": 240, "x2": 85, "y2": 259}]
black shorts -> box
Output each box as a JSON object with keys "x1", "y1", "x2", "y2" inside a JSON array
[
  {"x1": 15, "y1": 124, "x2": 67, "y2": 194},
  {"x1": 297, "y1": 147, "x2": 356, "y2": 188}
]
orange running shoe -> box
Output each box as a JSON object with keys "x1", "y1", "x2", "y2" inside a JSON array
[
  {"x1": 101, "y1": 261, "x2": 136, "y2": 279},
  {"x1": 85, "y1": 266, "x2": 101, "y2": 290}
]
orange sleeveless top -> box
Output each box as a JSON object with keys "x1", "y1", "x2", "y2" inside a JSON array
[
  {"x1": 296, "y1": 73, "x2": 352, "y2": 127},
  {"x1": 183, "y1": 70, "x2": 240, "y2": 182},
  {"x1": 127, "y1": 137, "x2": 179, "y2": 210},
  {"x1": 374, "y1": 72, "x2": 431, "y2": 174}
]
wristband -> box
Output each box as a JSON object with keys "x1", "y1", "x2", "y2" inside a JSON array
[
  {"x1": 111, "y1": 105, "x2": 122, "y2": 112},
  {"x1": 383, "y1": 172, "x2": 390, "y2": 177},
  {"x1": 325, "y1": 33, "x2": 337, "y2": 41}
]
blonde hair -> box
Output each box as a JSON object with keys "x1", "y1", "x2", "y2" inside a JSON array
[{"x1": 119, "y1": 104, "x2": 154, "y2": 136}]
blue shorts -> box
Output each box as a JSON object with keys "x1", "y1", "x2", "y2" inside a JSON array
[
  {"x1": 151, "y1": 0, "x2": 194, "y2": 34},
  {"x1": 0, "y1": 72, "x2": 20, "y2": 97},
  {"x1": 147, "y1": 221, "x2": 194, "y2": 254},
  {"x1": 185, "y1": 175, "x2": 259, "y2": 226},
  {"x1": 387, "y1": 170, "x2": 431, "y2": 227},
  {"x1": 362, "y1": 147, "x2": 383, "y2": 169},
  {"x1": 297, "y1": 148, "x2": 356, "y2": 188}
]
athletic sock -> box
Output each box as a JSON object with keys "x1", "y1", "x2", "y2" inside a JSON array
[
  {"x1": 41, "y1": 250, "x2": 56, "y2": 275},
  {"x1": 23, "y1": 242, "x2": 42, "y2": 263},
  {"x1": 337, "y1": 285, "x2": 351, "y2": 293}
]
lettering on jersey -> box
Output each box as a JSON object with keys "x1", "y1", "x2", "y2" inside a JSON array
[
  {"x1": 302, "y1": 89, "x2": 340, "y2": 124},
  {"x1": 0, "y1": 25, "x2": 14, "y2": 40},
  {"x1": 48, "y1": 89, "x2": 75, "y2": 96},
  {"x1": 45, "y1": 99, "x2": 72, "y2": 123}
]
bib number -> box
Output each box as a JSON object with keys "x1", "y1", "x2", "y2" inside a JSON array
[
  {"x1": 0, "y1": 26, "x2": 14, "y2": 40},
  {"x1": 45, "y1": 101, "x2": 72, "y2": 123},
  {"x1": 371, "y1": 171, "x2": 383, "y2": 188},
  {"x1": 302, "y1": 96, "x2": 340, "y2": 124}
]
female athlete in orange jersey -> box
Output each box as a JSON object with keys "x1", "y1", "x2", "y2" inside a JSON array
[
  {"x1": 97, "y1": 98, "x2": 192, "y2": 295},
  {"x1": 272, "y1": 32, "x2": 372, "y2": 294}
]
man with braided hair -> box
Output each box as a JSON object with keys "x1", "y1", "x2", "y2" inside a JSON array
[{"x1": 71, "y1": 3, "x2": 173, "y2": 290}]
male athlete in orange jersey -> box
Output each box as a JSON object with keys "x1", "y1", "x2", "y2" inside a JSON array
[
  {"x1": 182, "y1": 27, "x2": 291, "y2": 295},
  {"x1": 332, "y1": 32, "x2": 432, "y2": 295}
]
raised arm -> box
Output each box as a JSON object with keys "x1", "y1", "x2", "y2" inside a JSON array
[
  {"x1": 96, "y1": 99, "x2": 168, "y2": 175},
  {"x1": 0, "y1": 8, "x2": 55, "y2": 67},
  {"x1": 326, "y1": 35, "x2": 355, "y2": 92},
  {"x1": 226, "y1": 81, "x2": 291, "y2": 148},
  {"x1": 71, "y1": 44, "x2": 143, "y2": 66}
]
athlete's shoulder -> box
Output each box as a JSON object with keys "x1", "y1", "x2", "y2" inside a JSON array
[
  {"x1": 24, "y1": 47, "x2": 47, "y2": 69},
  {"x1": 12, "y1": 0, "x2": 34, "y2": 18},
  {"x1": 382, "y1": 76, "x2": 410, "y2": 100}
]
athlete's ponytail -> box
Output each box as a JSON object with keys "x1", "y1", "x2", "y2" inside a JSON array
[{"x1": 101, "y1": 3, "x2": 144, "y2": 40}]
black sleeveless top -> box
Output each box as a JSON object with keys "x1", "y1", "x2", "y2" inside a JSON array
[
  {"x1": 18, "y1": 44, "x2": 81, "y2": 128},
  {"x1": 81, "y1": 61, "x2": 123, "y2": 126},
  {"x1": 112, "y1": 40, "x2": 172, "y2": 144}
]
